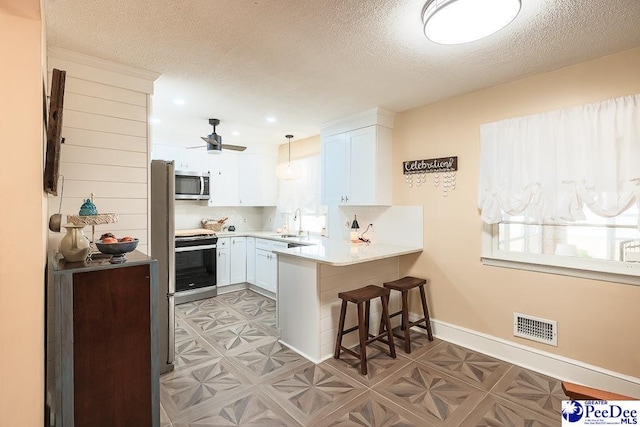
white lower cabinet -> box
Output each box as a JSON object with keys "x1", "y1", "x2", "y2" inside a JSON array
[
  {"x1": 255, "y1": 239, "x2": 286, "y2": 294},
  {"x1": 255, "y1": 248, "x2": 273, "y2": 292},
  {"x1": 230, "y1": 237, "x2": 246, "y2": 284},
  {"x1": 246, "y1": 237, "x2": 255, "y2": 284},
  {"x1": 216, "y1": 238, "x2": 231, "y2": 287}
]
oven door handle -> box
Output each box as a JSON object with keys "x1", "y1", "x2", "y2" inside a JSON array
[
  {"x1": 175, "y1": 244, "x2": 217, "y2": 252},
  {"x1": 200, "y1": 176, "x2": 205, "y2": 196}
]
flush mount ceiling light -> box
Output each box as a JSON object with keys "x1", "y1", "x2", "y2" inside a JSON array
[
  {"x1": 276, "y1": 135, "x2": 302, "y2": 180},
  {"x1": 422, "y1": 0, "x2": 521, "y2": 44}
]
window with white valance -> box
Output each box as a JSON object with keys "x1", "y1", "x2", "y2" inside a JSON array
[
  {"x1": 479, "y1": 94, "x2": 640, "y2": 283},
  {"x1": 276, "y1": 155, "x2": 326, "y2": 232}
]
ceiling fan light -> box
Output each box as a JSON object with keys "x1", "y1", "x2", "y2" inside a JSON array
[
  {"x1": 206, "y1": 142, "x2": 222, "y2": 154},
  {"x1": 206, "y1": 132, "x2": 222, "y2": 154},
  {"x1": 422, "y1": 0, "x2": 521, "y2": 44}
]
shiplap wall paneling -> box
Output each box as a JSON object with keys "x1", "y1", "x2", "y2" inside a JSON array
[
  {"x1": 318, "y1": 257, "x2": 400, "y2": 359},
  {"x1": 47, "y1": 48, "x2": 158, "y2": 255}
]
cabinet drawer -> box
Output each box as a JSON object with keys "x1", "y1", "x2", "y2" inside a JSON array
[
  {"x1": 218, "y1": 237, "x2": 230, "y2": 248},
  {"x1": 271, "y1": 241, "x2": 289, "y2": 250},
  {"x1": 256, "y1": 239, "x2": 272, "y2": 251}
]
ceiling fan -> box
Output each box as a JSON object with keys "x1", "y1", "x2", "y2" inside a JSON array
[{"x1": 188, "y1": 118, "x2": 246, "y2": 153}]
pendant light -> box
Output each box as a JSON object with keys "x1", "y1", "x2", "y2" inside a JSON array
[
  {"x1": 422, "y1": 0, "x2": 521, "y2": 44},
  {"x1": 276, "y1": 134, "x2": 302, "y2": 180}
]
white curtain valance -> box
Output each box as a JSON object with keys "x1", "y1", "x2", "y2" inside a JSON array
[
  {"x1": 276, "y1": 155, "x2": 323, "y2": 215},
  {"x1": 478, "y1": 94, "x2": 640, "y2": 226}
]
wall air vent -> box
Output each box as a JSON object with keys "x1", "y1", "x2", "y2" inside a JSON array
[{"x1": 514, "y1": 313, "x2": 557, "y2": 346}]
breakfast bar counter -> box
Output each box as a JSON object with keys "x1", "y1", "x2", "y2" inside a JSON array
[{"x1": 273, "y1": 241, "x2": 422, "y2": 363}]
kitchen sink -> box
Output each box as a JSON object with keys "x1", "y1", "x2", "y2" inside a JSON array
[
  {"x1": 272, "y1": 234, "x2": 301, "y2": 238},
  {"x1": 286, "y1": 242, "x2": 307, "y2": 248}
]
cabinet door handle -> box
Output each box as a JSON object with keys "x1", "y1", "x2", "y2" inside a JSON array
[
  {"x1": 345, "y1": 195, "x2": 349, "y2": 203},
  {"x1": 341, "y1": 196, "x2": 345, "y2": 202}
]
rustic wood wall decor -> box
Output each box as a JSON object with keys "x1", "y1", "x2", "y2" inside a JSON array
[
  {"x1": 44, "y1": 68, "x2": 66, "y2": 195},
  {"x1": 403, "y1": 156, "x2": 458, "y2": 196}
]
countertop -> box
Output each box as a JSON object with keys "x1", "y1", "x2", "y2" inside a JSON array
[
  {"x1": 178, "y1": 229, "x2": 423, "y2": 266},
  {"x1": 271, "y1": 239, "x2": 423, "y2": 266},
  {"x1": 50, "y1": 250, "x2": 154, "y2": 272}
]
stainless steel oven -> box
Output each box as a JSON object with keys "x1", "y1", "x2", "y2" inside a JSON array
[{"x1": 174, "y1": 235, "x2": 217, "y2": 304}]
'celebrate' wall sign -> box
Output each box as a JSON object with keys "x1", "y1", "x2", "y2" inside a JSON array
[{"x1": 403, "y1": 156, "x2": 458, "y2": 175}]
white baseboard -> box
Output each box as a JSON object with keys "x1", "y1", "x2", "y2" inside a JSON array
[
  {"x1": 247, "y1": 284, "x2": 276, "y2": 300},
  {"x1": 408, "y1": 313, "x2": 640, "y2": 398},
  {"x1": 278, "y1": 339, "x2": 323, "y2": 365}
]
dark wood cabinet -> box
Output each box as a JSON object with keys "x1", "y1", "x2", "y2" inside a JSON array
[{"x1": 47, "y1": 251, "x2": 159, "y2": 427}]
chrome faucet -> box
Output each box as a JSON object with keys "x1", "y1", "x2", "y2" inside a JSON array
[{"x1": 293, "y1": 208, "x2": 303, "y2": 235}]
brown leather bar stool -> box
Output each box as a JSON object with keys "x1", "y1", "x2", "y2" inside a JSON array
[
  {"x1": 334, "y1": 285, "x2": 396, "y2": 375},
  {"x1": 381, "y1": 276, "x2": 433, "y2": 353}
]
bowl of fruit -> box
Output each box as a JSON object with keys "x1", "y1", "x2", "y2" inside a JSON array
[{"x1": 96, "y1": 233, "x2": 138, "y2": 263}]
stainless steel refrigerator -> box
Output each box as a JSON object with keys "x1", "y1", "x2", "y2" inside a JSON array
[{"x1": 151, "y1": 159, "x2": 176, "y2": 374}]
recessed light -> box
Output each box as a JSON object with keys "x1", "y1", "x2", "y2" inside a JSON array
[
  {"x1": 266, "y1": 117, "x2": 276, "y2": 123},
  {"x1": 232, "y1": 131, "x2": 240, "y2": 136},
  {"x1": 173, "y1": 99, "x2": 185, "y2": 105}
]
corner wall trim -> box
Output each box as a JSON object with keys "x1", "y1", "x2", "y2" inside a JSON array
[
  {"x1": 410, "y1": 314, "x2": 640, "y2": 398},
  {"x1": 47, "y1": 46, "x2": 161, "y2": 81}
]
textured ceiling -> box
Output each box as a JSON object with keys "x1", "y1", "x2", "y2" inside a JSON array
[{"x1": 44, "y1": 0, "x2": 640, "y2": 150}]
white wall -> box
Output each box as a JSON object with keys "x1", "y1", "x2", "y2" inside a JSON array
[{"x1": 46, "y1": 48, "x2": 159, "y2": 254}]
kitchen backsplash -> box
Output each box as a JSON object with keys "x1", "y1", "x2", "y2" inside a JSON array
[
  {"x1": 328, "y1": 205, "x2": 423, "y2": 247},
  {"x1": 175, "y1": 201, "x2": 270, "y2": 231},
  {"x1": 174, "y1": 201, "x2": 422, "y2": 247}
]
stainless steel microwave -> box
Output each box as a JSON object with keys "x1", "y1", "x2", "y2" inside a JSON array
[{"x1": 175, "y1": 170, "x2": 210, "y2": 200}]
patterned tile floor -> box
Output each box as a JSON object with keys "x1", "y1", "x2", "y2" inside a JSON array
[{"x1": 162, "y1": 289, "x2": 567, "y2": 426}]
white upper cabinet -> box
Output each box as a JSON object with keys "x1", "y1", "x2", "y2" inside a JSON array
[
  {"x1": 321, "y1": 109, "x2": 394, "y2": 206},
  {"x1": 151, "y1": 145, "x2": 210, "y2": 173},
  {"x1": 209, "y1": 151, "x2": 277, "y2": 207},
  {"x1": 322, "y1": 132, "x2": 348, "y2": 205},
  {"x1": 238, "y1": 153, "x2": 277, "y2": 206},
  {"x1": 151, "y1": 144, "x2": 179, "y2": 162},
  {"x1": 209, "y1": 152, "x2": 239, "y2": 206},
  {"x1": 179, "y1": 149, "x2": 209, "y2": 173}
]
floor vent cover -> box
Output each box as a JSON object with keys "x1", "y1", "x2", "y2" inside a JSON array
[{"x1": 514, "y1": 313, "x2": 557, "y2": 346}]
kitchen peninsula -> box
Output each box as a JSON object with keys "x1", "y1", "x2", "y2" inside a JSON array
[{"x1": 273, "y1": 240, "x2": 422, "y2": 363}]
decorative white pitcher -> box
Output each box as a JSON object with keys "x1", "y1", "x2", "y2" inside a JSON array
[{"x1": 60, "y1": 223, "x2": 90, "y2": 262}]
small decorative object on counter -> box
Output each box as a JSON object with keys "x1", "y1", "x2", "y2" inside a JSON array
[
  {"x1": 95, "y1": 237, "x2": 139, "y2": 264},
  {"x1": 79, "y1": 196, "x2": 98, "y2": 216},
  {"x1": 350, "y1": 215, "x2": 360, "y2": 242},
  {"x1": 60, "y1": 223, "x2": 90, "y2": 262},
  {"x1": 228, "y1": 225, "x2": 236, "y2": 232},
  {"x1": 201, "y1": 217, "x2": 226, "y2": 231},
  {"x1": 66, "y1": 193, "x2": 118, "y2": 253}
]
